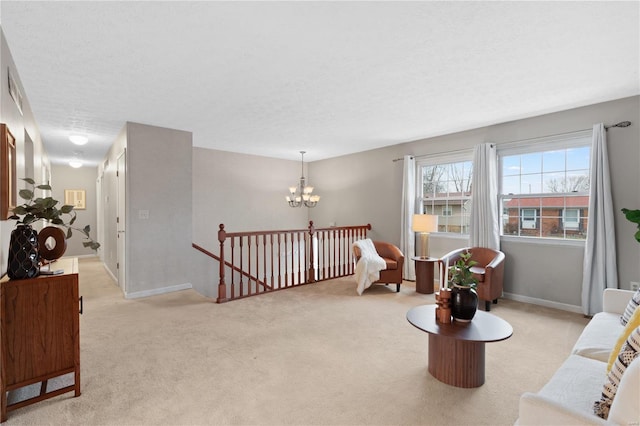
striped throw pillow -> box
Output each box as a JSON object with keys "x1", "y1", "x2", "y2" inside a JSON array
[
  {"x1": 594, "y1": 325, "x2": 640, "y2": 419},
  {"x1": 620, "y1": 289, "x2": 640, "y2": 326}
]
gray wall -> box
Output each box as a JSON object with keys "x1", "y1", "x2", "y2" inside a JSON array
[
  {"x1": 0, "y1": 29, "x2": 51, "y2": 275},
  {"x1": 50, "y1": 165, "x2": 98, "y2": 257},
  {"x1": 190, "y1": 147, "x2": 310, "y2": 297},
  {"x1": 310, "y1": 96, "x2": 640, "y2": 311},
  {"x1": 127, "y1": 122, "x2": 193, "y2": 296},
  {"x1": 98, "y1": 122, "x2": 193, "y2": 297}
]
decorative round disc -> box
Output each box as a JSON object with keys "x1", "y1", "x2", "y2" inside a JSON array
[{"x1": 38, "y1": 226, "x2": 67, "y2": 261}]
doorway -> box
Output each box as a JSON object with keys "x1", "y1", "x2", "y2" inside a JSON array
[{"x1": 117, "y1": 150, "x2": 126, "y2": 293}]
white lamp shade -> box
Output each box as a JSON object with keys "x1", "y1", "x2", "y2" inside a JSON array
[{"x1": 412, "y1": 214, "x2": 438, "y2": 233}]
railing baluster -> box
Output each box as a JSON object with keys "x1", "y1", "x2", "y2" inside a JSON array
[
  {"x1": 286, "y1": 233, "x2": 291, "y2": 287},
  {"x1": 277, "y1": 233, "x2": 282, "y2": 289},
  {"x1": 296, "y1": 231, "x2": 302, "y2": 285},
  {"x1": 262, "y1": 234, "x2": 267, "y2": 292},
  {"x1": 254, "y1": 235, "x2": 258, "y2": 294},
  {"x1": 230, "y1": 237, "x2": 236, "y2": 300}
]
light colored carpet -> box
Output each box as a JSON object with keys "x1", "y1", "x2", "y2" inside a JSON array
[{"x1": 5, "y1": 257, "x2": 589, "y2": 425}]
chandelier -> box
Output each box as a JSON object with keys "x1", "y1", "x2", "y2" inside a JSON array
[{"x1": 286, "y1": 151, "x2": 320, "y2": 208}]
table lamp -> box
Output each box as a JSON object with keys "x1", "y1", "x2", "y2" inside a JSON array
[{"x1": 412, "y1": 214, "x2": 439, "y2": 258}]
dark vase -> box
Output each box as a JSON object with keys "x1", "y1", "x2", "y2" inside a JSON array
[
  {"x1": 7, "y1": 224, "x2": 40, "y2": 280},
  {"x1": 451, "y1": 285, "x2": 478, "y2": 322}
]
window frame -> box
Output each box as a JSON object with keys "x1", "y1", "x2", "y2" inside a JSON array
[
  {"x1": 497, "y1": 130, "x2": 591, "y2": 242},
  {"x1": 415, "y1": 150, "x2": 474, "y2": 235}
]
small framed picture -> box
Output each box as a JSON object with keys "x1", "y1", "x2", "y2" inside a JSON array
[
  {"x1": 1, "y1": 124, "x2": 17, "y2": 220},
  {"x1": 8, "y1": 68, "x2": 23, "y2": 115},
  {"x1": 65, "y1": 189, "x2": 86, "y2": 210}
]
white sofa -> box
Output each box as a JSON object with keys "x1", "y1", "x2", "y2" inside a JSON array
[{"x1": 517, "y1": 289, "x2": 640, "y2": 425}]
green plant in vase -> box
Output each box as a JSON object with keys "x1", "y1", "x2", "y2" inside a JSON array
[
  {"x1": 446, "y1": 250, "x2": 479, "y2": 322},
  {"x1": 621, "y1": 208, "x2": 640, "y2": 244},
  {"x1": 447, "y1": 250, "x2": 478, "y2": 290}
]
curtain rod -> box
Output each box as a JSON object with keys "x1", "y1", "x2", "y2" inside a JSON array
[
  {"x1": 392, "y1": 121, "x2": 632, "y2": 162},
  {"x1": 392, "y1": 146, "x2": 488, "y2": 162},
  {"x1": 605, "y1": 120, "x2": 632, "y2": 129}
]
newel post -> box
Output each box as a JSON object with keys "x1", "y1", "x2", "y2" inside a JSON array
[
  {"x1": 216, "y1": 224, "x2": 228, "y2": 303},
  {"x1": 308, "y1": 221, "x2": 316, "y2": 283}
]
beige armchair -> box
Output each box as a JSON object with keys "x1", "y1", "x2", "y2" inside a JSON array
[
  {"x1": 441, "y1": 247, "x2": 505, "y2": 311},
  {"x1": 353, "y1": 241, "x2": 404, "y2": 292}
]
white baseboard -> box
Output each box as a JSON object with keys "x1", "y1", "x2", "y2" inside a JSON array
[
  {"x1": 61, "y1": 254, "x2": 100, "y2": 260},
  {"x1": 102, "y1": 264, "x2": 118, "y2": 283},
  {"x1": 125, "y1": 283, "x2": 193, "y2": 299},
  {"x1": 503, "y1": 292, "x2": 583, "y2": 314}
]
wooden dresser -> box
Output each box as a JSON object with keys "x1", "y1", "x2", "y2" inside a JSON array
[{"x1": 0, "y1": 257, "x2": 81, "y2": 422}]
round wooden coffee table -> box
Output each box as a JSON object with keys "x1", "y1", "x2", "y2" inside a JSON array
[{"x1": 406, "y1": 304, "x2": 513, "y2": 388}]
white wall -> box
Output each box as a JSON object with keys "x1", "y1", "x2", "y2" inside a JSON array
[{"x1": 310, "y1": 96, "x2": 640, "y2": 311}]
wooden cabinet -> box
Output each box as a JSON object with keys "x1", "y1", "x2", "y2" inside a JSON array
[{"x1": 0, "y1": 258, "x2": 81, "y2": 422}]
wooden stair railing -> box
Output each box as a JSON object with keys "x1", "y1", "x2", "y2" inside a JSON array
[{"x1": 193, "y1": 221, "x2": 371, "y2": 303}]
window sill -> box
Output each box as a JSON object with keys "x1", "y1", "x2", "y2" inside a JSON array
[{"x1": 500, "y1": 235, "x2": 586, "y2": 247}]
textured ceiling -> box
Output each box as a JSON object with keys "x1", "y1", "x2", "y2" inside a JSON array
[{"x1": 1, "y1": 1, "x2": 639, "y2": 166}]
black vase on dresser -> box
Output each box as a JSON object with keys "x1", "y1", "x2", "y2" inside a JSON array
[{"x1": 7, "y1": 224, "x2": 40, "y2": 279}]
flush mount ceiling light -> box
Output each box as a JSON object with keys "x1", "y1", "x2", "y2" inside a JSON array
[
  {"x1": 286, "y1": 151, "x2": 320, "y2": 208},
  {"x1": 69, "y1": 151, "x2": 83, "y2": 168},
  {"x1": 69, "y1": 135, "x2": 88, "y2": 145}
]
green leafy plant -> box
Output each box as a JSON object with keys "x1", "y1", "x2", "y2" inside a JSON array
[
  {"x1": 9, "y1": 178, "x2": 100, "y2": 250},
  {"x1": 447, "y1": 250, "x2": 478, "y2": 290},
  {"x1": 621, "y1": 208, "x2": 640, "y2": 243}
]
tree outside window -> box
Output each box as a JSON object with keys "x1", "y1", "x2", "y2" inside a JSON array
[{"x1": 419, "y1": 159, "x2": 472, "y2": 234}]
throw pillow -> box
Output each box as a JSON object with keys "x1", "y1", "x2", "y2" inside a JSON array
[
  {"x1": 594, "y1": 325, "x2": 640, "y2": 419},
  {"x1": 620, "y1": 288, "x2": 640, "y2": 326},
  {"x1": 608, "y1": 307, "x2": 640, "y2": 371}
]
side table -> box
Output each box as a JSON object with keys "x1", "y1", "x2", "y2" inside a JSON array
[{"x1": 412, "y1": 256, "x2": 439, "y2": 294}]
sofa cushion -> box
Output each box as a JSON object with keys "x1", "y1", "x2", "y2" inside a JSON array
[
  {"x1": 620, "y1": 288, "x2": 640, "y2": 326},
  {"x1": 571, "y1": 312, "x2": 623, "y2": 362},
  {"x1": 607, "y1": 307, "x2": 640, "y2": 371},
  {"x1": 593, "y1": 325, "x2": 640, "y2": 419},
  {"x1": 608, "y1": 357, "x2": 640, "y2": 424},
  {"x1": 537, "y1": 355, "x2": 607, "y2": 416}
]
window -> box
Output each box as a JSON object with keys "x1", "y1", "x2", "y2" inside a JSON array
[
  {"x1": 521, "y1": 208, "x2": 537, "y2": 229},
  {"x1": 417, "y1": 153, "x2": 473, "y2": 234},
  {"x1": 563, "y1": 208, "x2": 581, "y2": 230},
  {"x1": 499, "y1": 130, "x2": 591, "y2": 240}
]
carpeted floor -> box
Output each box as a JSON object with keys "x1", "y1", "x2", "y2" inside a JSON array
[{"x1": 4, "y1": 257, "x2": 589, "y2": 425}]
